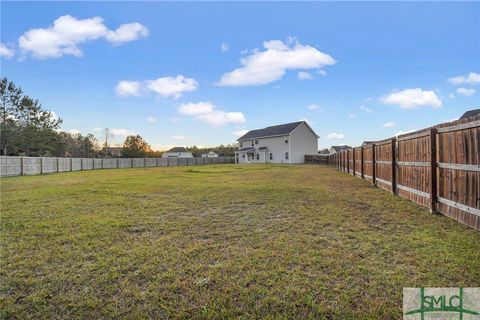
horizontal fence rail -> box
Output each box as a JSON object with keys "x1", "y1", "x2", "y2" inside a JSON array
[
  {"x1": 306, "y1": 115, "x2": 480, "y2": 231},
  {"x1": 1, "y1": 156, "x2": 235, "y2": 177}
]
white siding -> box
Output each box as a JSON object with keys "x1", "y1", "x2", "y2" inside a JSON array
[
  {"x1": 162, "y1": 152, "x2": 193, "y2": 158},
  {"x1": 289, "y1": 123, "x2": 318, "y2": 163}
]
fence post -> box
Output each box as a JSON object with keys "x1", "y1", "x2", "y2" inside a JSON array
[
  {"x1": 372, "y1": 144, "x2": 376, "y2": 185},
  {"x1": 131, "y1": 158, "x2": 133, "y2": 168},
  {"x1": 40, "y1": 157, "x2": 44, "y2": 175},
  {"x1": 56, "y1": 157, "x2": 60, "y2": 173},
  {"x1": 361, "y1": 147, "x2": 364, "y2": 179},
  {"x1": 116, "y1": 158, "x2": 119, "y2": 168},
  {"x1": 391, "y1": 138, "x2": 396, "y2": 194},
  {"x1": 352, "y1": 148, "x2": 356, "y2": 177},
  {"x1": 70, "y1": 158, "x2": 73, "y2": 171},
  {"x1": 81, "y1": 158, "x2": 83, "y2": 171},
  {"x1": 144, "y1": 158, "x2": 146, "y2": 167},
  {"x1": 20, "y1": 157, "x2": 24, "y2": 176},
  {"x1": 430, "y1": 128, "x2": 438, "y2": 213}
]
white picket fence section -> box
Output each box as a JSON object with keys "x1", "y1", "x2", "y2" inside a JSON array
[{"x1": 0, "y1": 156, "x2": 235, "y2": 177}]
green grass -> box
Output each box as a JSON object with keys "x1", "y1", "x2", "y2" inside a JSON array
[{"x1": 1, "y1": 164, "x2": 479, "y2": 319}]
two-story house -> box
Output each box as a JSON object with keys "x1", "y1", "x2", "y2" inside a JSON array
[
  {"x1": 235, "y1": 121, "x2": 318, "y2": 164},
  {"x1": 162, "y1": 147, "x2": 193, "y2": 158}
]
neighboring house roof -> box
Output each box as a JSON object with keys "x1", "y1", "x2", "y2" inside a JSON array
[
  {"x1": 330, "y1": 145, "x2": 352, "y2": 152},
  {"x1": 361, "y1": 141, "x2": 374, "y2": 147},
  {"x1": 459, "y1": 109, "x2": 480, "y2": 120},
  {"x1": 237, "y1": 121, "x2": 317, "y2": 141},
  {"x1": 318, "y1": 148, "x2": 330, "y2": 155},
  {"x1": 166, "y1": 147, "x2": 188, "y2": 153},
  {"x1": 208, "y1": 151, "x2": 217, "y2": 154}
]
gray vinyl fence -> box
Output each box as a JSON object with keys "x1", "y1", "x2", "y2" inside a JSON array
[{"x1": 0, "y1": 156, "x2": 235, "y2": 177}]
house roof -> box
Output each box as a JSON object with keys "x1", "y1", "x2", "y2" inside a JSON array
[
  {"x1": 330, "y1": 145, "x2": 352, "y2": 152},
  {"x1": 459, "y1": 109, "x2": 480, "y2": 120},
  {"x1": 318, "y1": 148, "x2": 330, "y2": 155},
  {"x1": 167, "y1": 147, "x2": 188, "y2": 153},
  {"x1": 237, "y1": 121, "x2": 311, "y2": 141},
  {"x1": 208, "y1": 151, "x2": 217, "y2": 154}
]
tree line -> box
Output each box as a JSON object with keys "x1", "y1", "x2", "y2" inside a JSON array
[{"x1": 1, "y1": 78, "x2": 236, "y2": 158}]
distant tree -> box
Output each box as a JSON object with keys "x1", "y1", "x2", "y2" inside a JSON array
[
  {"x1": 0, "y1": 77, "x2": 61, "y2": 156},
  {"x1": 121, "y1": 135, "x2": 152, "y2": 158}
]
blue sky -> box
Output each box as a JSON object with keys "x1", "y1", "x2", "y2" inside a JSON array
[{"x1": 1, "y1": 2, "x2": 479, "y2": 150}]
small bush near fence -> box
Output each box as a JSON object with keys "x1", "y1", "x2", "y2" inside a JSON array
[
  {"x1": 0, "y1": 157, "x2": 235, "y2": 178},
  {"x1": 306, "y1": 115, "x2": 480, "y2": 231}
]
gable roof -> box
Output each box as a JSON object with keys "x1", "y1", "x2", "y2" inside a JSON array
[
  {"x1": 459, "y1": 109, "x2": 480, "y2": 120},
  {"x1": 237, "y1": 121, "x2": 316, "y2": 141},
  {"x1": 166, "y1": 147, "x2": 188, "y2": 153},
  {"x1": 330, "y1": 145, "x2": 352, "y2": 152}
]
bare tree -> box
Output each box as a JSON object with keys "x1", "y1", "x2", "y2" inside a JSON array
[{"x1": 103, "y1": 128, "x2": 114, "y2": 157}]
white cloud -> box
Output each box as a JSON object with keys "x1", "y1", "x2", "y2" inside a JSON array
[
  {"x1": 380, "y1": 88, "x2": 442, "y2": 109},
  {"x1": 348, "y1": 113, "x2": 356, "y2": 119},
  {"x1": 68, "y1": 129, "x2": 80, "y2": 135},
  {"x1": 0, "y1": 43, "x2": 14, "y2": 59},
  {"x1": 232, "y1": 129, "x2": 249, "y2": 137},
  {"x1": 327, "y1": 132, "x2": 345, "y2": 140},
  {"x1": 50, "y1": 111, "x2": 59, "y2": 122},
  {"x1": 104, "y1": 22, "x2": 148, "y2": 44},
  {"x1": 92, "y1": 127, "x2": 102, "y2": 133},
  {"x1": 146, "y1": 75, "x2": 198, "y2": 98},
  {"x1": 220, "y1": 43, "x2": 230, "y2": 52},
  {"x1": 456, "y1": 87, "x2": 476, "y2": 97},
  {"x1": 359, "y1": 105, "x2": 373, "y2": 113},
  {"x1": 171, "y1": 134, "x2": 186, "y2": 140},
  {"x1": 448, "y1": 72, "x2": 480, "y2": 85},
  {"x1": 448, "y1": 93, "x2": 455, "y2": 99},
  {"x1": 307, "y1": 104, "x2": 320, "y2": 111},
  {"x1": 18, "y1": 15, "x2": 148, "y2": 59},
  {"x1": 146, "y1": 116, "x2": 157, "y2": 124},
  {"x1": 395, "y1": 129, "x2": 416, "y2": 136},
  {"x1": 217, "y1": 39, "x2": 336, "y2": 86},
  {"x1": 382, "y1": 122, "x2": 396, "y2": 128},
  {"x1": 297, "y1": 71, "x2": 313, "y2": 80},
  {"x1": 115, "y1": 80, "x2": 143, "y2": 97},
  {"x1": 317, "y1": 69, "x2": 327, "y2": 76},
  {"x1": 178, "y1": 101, "x2": 214, "y2": 116},
  {"x1": 177, "y1": 101, "x2": 246, "y2": 126},
  {"x1": 110, "y1": 128, "x2": 136, "y2": 138},
  {"x1": 116, "y1": 75, "x2": 198, "y2": 99}
]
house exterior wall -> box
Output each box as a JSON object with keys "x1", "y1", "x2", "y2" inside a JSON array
[
  {"x1": 290, "y1": 123, "x2": 318, "y2": 163},
  {"x1": 237, "y1": 135, "x2": 290, "y2": 164},
  {"x1": 162, "y1": 152, "x2": 193, "y2": 158},
  {"x1": 236, "y1": 122, "x2": 318, "y2": 164}
]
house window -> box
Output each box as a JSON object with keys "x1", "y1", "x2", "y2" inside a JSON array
[
  {"x1": 251, "y1": 140, "x2": 254, "y2": 146},
  {"x1": 284, "y1": 137, "x2": 289, "y2": 144},
  {"x1": 240, "y1": 141, "x2": 243, "y2": 147},
  {"x1": 242, "y1": 154, "x2": 245, "y2": 158},
  {"x1": 269, "y1": 153, "x2": 273, "y2": 160},
  {"x1": 285, "y1": 152, "x2": 289, "y2": 160},
  {"x1": 255, "y1": 139, "x2": 258, "y2": 144},
  {"x1": 256, "y1": 154, "x2": 259, "y2": 160}
]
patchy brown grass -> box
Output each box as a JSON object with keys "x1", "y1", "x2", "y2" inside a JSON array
[{"x1": 1, "y1": 164, "x2": 479, "y2": 319}]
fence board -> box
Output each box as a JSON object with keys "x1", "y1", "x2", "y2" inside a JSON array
[{"x1": 309, "y1": 114, "x2": 480, "y2": 231}]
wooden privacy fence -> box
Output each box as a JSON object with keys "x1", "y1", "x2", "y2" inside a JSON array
[
  {"x1": 0, "y1": 156, "x2": 235, "y2": 177},
  {"x1": 308, "y1": 115, "x2": 480, "y2": 231}
]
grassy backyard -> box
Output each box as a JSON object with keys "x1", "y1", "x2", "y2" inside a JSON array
[{"x1": 1, "y1": 164, "x2": 479, "y2": 319}]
